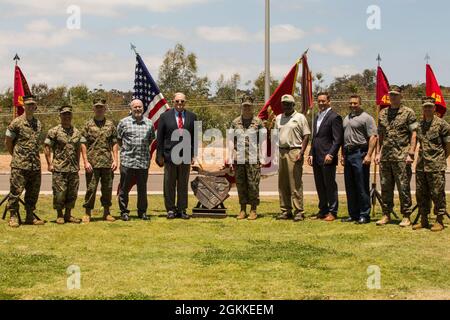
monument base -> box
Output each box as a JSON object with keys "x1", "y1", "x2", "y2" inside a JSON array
[{"x1": 192, "y1": 202, "x2": 227, "y2": 218}]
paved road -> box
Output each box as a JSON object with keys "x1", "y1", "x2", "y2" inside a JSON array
[{"x1": 1, "y1": 172, "x2": 450, "y2": 194}]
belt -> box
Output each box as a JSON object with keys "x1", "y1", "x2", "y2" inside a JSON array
[
  {"x1": 344, "y1": 145, "x2": 368, "y2": 153},
  {"x1": 279, "y1": 147, "x2": 302, "y2": 150}
]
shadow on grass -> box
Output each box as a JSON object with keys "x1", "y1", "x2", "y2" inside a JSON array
[{"x1": 193, "y1": 240, "x2": 353, "y2": 269}]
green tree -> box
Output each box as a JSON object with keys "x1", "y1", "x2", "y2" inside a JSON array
[
  {"x1": 252, "y1": 72, "x2": 279, "y2": 100},
  {"x1": 215, "y1": 73, "x2": 241, "y2": 102},
  {"x1": 158, "y1": 43, "x2": 210, "y2": 100}
]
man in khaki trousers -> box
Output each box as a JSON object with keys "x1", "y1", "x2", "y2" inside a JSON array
[{"x1": 275, "y1": 95, "x2": 311, "y2": 222}]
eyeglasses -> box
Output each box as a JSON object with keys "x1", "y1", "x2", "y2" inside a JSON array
[{"x1": 175, "y1": 100, "x2": 186, "y2": 104}]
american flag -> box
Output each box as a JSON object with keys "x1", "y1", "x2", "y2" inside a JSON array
[{"x1": 133, "y1": 54, "x2": 170, "y2": 156}]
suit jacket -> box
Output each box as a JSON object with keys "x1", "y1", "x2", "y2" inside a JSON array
[
  {"x1": 156, "y1": 108, "x2": 197, "y2": 164},
  {"x1": 309, "y1": 108, "x2": 343, "y2": 166}
]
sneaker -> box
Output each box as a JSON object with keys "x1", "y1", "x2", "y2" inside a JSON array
[
  {"x1": 248, "y1": 210, "x2": 257, "y2": 220},
  {"x1": 237, "y1": 211, "x2": 247, "y2": 220},
  {"x1": 103, "y1": 214, "x2": 116, "y2": 222}
]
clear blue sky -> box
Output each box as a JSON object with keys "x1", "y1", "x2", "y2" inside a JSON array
[{"x1": 0, "y1": 0, "x2": 449, "y2": 93}]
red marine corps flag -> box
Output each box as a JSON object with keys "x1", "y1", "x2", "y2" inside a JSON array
[
  {"x1": 13, "y1": 54, "x2": 31, "y2": 117},
  {"x1": 426, "y1": 63, "x2": 446, "y2": 117},
  {"x1": 257, "y1": 51, "x2": 311, "y2": 175},
  {"x1": 376, "y1": 66, "x2": 390, "y2": 108},
  {"x1": 257, "y1": 59, "x2": 300, "y2": 120}
]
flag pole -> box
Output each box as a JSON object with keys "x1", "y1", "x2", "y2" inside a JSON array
[
  {"x1": 371, "y1": 54, "x2": 383, "y2": 217},
  {"x1": 130, "y1": 43, "x2": 139, "y2": 56},
  {"x1": 13, "y1": 54, "x2": 20, "y2": 118},
  {"x1": 264, "y1": 0, "x2": 270, "y2": 103}
]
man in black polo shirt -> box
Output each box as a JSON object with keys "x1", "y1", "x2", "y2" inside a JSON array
[{"x1": 340, "y1": 95, "x2": 378, "y2": 224}]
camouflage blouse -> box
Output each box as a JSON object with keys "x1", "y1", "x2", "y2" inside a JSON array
[
  {"x1": 45, "y1": 125, "x2": 82, "y2": 173},
  {"x1": 378, "y1": 106, "x2": 418, "y2": 162},
  {"x1": 230, "y1": 116, "x2": 264, "y2": 164},
  {"x1": 416, "y1": 116, "x2": 450, "y2": 172},
  {"x1": 6, "y1": 115, "x2": 42, "y2": 171},
  {"x1": 80, "y1": 119, "x2": 118, "y2": 168}
]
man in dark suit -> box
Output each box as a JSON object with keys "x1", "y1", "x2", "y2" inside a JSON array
[
  {"x1": 308, "y1": 92, "x2": 343, "y2": 221},
  {"x1": 156, "y1": 92, "x2": 197, "y2": 219}
]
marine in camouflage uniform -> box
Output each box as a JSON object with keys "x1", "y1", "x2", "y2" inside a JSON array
[
  {"x1": 376, "y1": 85, "x2": 419, "y2": 227},
  {"x1": 44, "y1": 105, "x2": 82, "y2": 224},
  {"x1": 230, "y1": 95, "x2": 263, "y2": 220},
  {"x1": 413, "y1": 97, "x2": 450, "y2": 232},
  {"x1": 5, "y1": 95, "x2": 45, "y2": 227},
  {"x1": 80, "y1": 99, "x2": 118, "y2": 223}
]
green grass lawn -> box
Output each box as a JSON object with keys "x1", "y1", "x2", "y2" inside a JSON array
[{"x1": 1, "y1": 195, "x2": 449, "y2": 300}]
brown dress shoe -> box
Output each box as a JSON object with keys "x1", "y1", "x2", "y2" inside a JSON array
[
  {"x1": 431, "y1": 215, "x2": 445, "y2": 232},
  {"x1": 248, "y1": 210, "x2": 257, "y2": 220},
  {"x1": 237, "y1": 211, "x2": 247, "y2": 220},
  {"x1": 323, "y1": 213, "x2": 336, "y2": 222},
  {"x1": 103, "y1": 214, "x2": 116, "y2": 222},
  {"x1": 376, "y1": 215, "x2": 391, "y2": 226}
]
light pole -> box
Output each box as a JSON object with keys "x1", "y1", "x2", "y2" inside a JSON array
[{"x1": 265, "y1": 0, "x2": 270, "y2": 102}]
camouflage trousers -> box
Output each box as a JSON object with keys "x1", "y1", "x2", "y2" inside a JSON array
[
  {"x1": 278, "y1": 148, "x2": 304, "y2": 214},
  {"x1": 380, "y1": 161, "x2": 412, "y2": 217},
  {"x1": 416, "y1": 171, "x2": 446, "y2": 217},
  {"x1": 84, "y1": 168, "x2": 114, "y2": 210},
  {"x1": 7, "y1": 168, "x2": 41, "y2": 214},
  {"x1": 235, "y1": 163, "x2": 261, "y2": 206},
  {"x1": 52, "y1": 172, "x2": 79, "y2": 210}
]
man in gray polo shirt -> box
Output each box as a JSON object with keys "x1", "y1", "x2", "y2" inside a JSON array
[{"x1": 340, "y1": 95, "x2": 377, "y2": 224}]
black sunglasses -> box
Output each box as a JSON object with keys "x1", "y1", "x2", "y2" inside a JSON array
[{"x1": 93, "y1": 98, "x2": 107, "y2": 104}]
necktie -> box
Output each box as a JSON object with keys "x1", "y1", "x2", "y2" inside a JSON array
[{"x1": 178, "y1": 112, "x2": 183, "y2": 129}]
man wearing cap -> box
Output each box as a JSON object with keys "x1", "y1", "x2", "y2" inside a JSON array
[
  {"x1": 308, "y1": 92, "x2": 343, "y2": 222},
  {"x1": 275, "y1": 94, "x2": 311, "y2": 221},
  {"x1": 229, "y1": 95, "x2": 264, "y2": 220},
  {"x1": 117, "y1": 99, "x2": 155, "y2": 221},
  {"x1": 375, "y1": 85, "x2": 418, "y2": 227},
  {"x1": 44, "y1": 105, "x2": 82, "y2": 224},
  {"x1": 412, "y1": 97, "x2": 450, "y2": 232},
  {"x1": 80, "y1": 99, "x2": 118, "y2": 223},
  {"x1": 340, "y1": 95, "x2": 378, "y2": 224},
  {"x1": 4, "y1": 95, "x2": 45, "y2": 227}
]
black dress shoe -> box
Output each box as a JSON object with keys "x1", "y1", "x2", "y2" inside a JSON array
[
  {"x1": 121, "y1": 214, "x2": 130, "y2": 221},
  {"x1": 140, "y1": 213, "x2": 150, "y2": 221},
  {"x1": 180, "y1": 212, "x2": 190, "y2": 220},
  {"x1": 341, "y1": 217, "x2": 357, "y2": 223},
  {"x1": 167, "y1": 211, "x2": 176, "y2": 219},
  {"x1": 356, "y1": 217, "x2": 371, "y2": 224}
]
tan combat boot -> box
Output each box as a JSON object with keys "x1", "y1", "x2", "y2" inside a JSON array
[
  {"x1": 24, "y1": 210, "x2": 45, "y2": 225},
  {"x1": 237, "y1": 211, "x2": 247, "y2": 220},
  {"x1": 399, "y1": 216, "x2": 412, "y2": 228},
  {"x1": 248, "y1": 210, "x2": 257, "y2": 221},
  {"x1": 8, "y1": 213, "x2": 20, "y2": 228},
  {"x1": 82, "y1": 209, "x2": 91, "y2": 224},
  {"x1": 412, "y1": 214, "x2": 429, "y2": 230},
  {"x1": 103, "y1": 207, "x2": 115, "y2": 222},
  {"x1": 64, "y1": 209, "x2": 81, "y2": 224},
  {"x1": 430, "y1": 215, "x2": 445, "y2": 232},
  {"x1": 376, "y1": 214, "x2": 391, "y2": 226}
]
